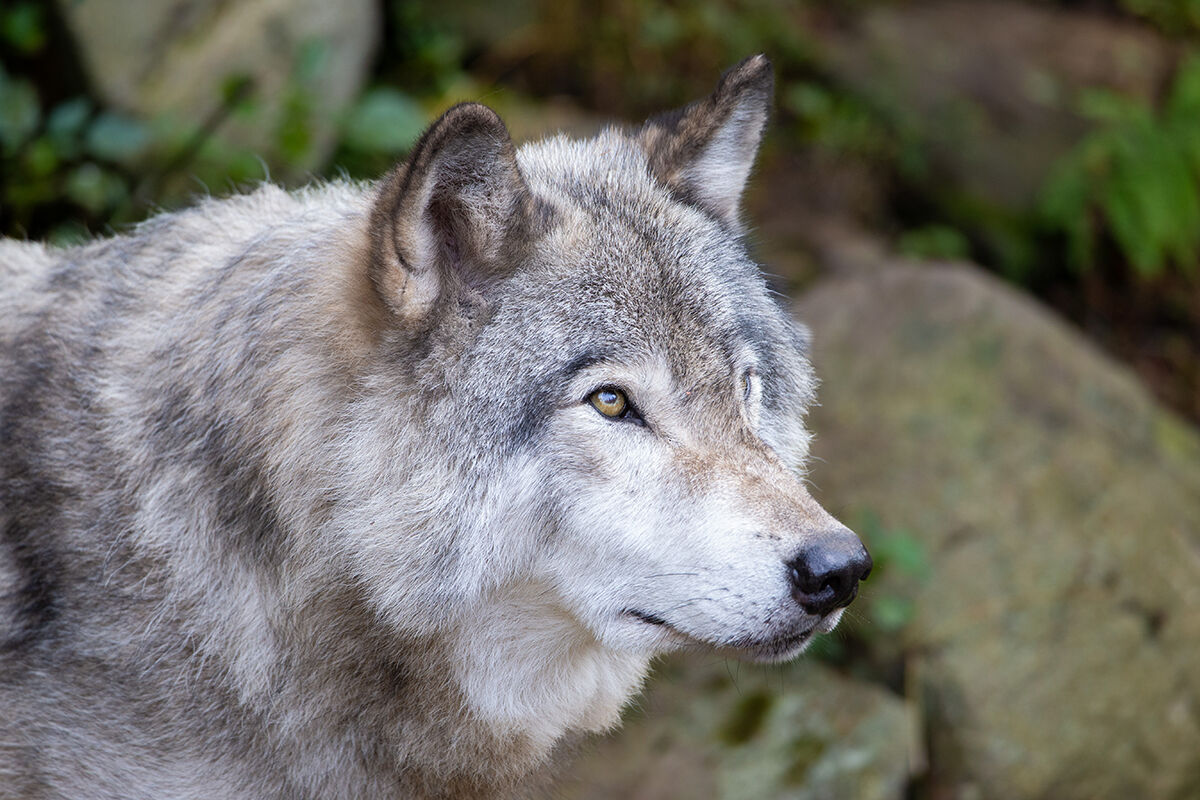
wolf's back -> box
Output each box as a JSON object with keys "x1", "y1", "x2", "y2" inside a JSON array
[
  {"x1": 0, "y1": 240, "x2": 58, "y2": 351},
  {"x1": 1, "y1": 238, "x2": 79, "y2": 655},
  {"x1": 0, "y1": 191, "x2": 366, "y2": 797}
]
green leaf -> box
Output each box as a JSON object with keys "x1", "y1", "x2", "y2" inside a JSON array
[
  {"x1": 66, "y1": 162, "x2": 128, "y2": 214},
  {"x1": 47, "y1": 97, "x2": 90, "y2": 139},
  {"x1": 854, "y1": 511, "x2": 930, "y2": 580},
  {"x1": 1076, "y1": 88, "x2": 1146, "y2": 126},
  {"x1": 341, "y1": 88, "x2": 427, "y2": 155},
  {"x1": 45, "y1": 97, "x2": 91, "y2": 159},
  {"x1": 276, "y1": 90, "x2": 314, "y2": 163},
  {"x1": 1040, "y1": 155, "x2": 1094, "y2": 271},
  {"x1": 47, "y1": 221, "x2": 90, "y2": 247},
  {"x1": 1103, "y1": 148, "x2": 1162, "y2": 276},
  {"x1": 1102, "y1": 126, "x2": 1200, "y2": 277},
  {"x1": 1167, "y1": 52, "x2": 1200, "y2": 120},
  {"x1": 783, "y1": 82, "x2": 832, "y2": 121},
  {"x1": 23, "y1": 135, "x2": 58, "y2": 177},
  {"x1": 876, "y1": 533, "x2": 930, "y2": 580},
  {"x1": 871, "y1": 595, "x2": 916, "y2": 632},
  {"x1": 1, "y1": 2, "x2": 47, "y2": 55},
  {"x1": 85, "y1": 112, "x2": 151, "y2": 166},
  {"x1": 1042, "y1": 54, "x2": 1200, "y2": 280},
  {"x1": 897, "y1": 225, "x2": 970, "y2": 261},
  {"x1": 220, "y1": 73, "x2": 257, "y2": 115}
]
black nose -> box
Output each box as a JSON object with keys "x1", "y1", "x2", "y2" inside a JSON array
[{"x1": 787, "y1": 534, "x2": 873, "y2": 616}]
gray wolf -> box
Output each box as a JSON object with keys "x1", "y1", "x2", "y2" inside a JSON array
[{"x1": 0, "y1": 55, "x2": 870, "y2": 799}]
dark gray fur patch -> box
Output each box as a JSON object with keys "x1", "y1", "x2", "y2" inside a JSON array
[
  {"x1": 148, "y1": 385, "x2": 285, "y2": 570},
  {"x1": 0, "y1": 517, "x2": 62, "y2": 653},
  {"x1": 563, "y1": 350, "x2": 610, "y2": 379},
  {"x1": 0, "y1": 358, "x2": 65, "y2": 652},
  {"x1": 502, "y1": 349, "x2": 613, "y2": 451},
  {"x1": 198, "y1": 421, "x2": 285, "y2": 570}
]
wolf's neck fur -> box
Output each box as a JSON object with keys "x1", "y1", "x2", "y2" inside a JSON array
[
  {"x1": 191, "y1": 574, "x2": 650, "y2": 798},
  {"x1": 449, "y1": 581, "x2": 652, "y2": 752}
]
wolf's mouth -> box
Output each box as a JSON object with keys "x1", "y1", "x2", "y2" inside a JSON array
[
  {"x1": 725, "y1": 627, "x2": 815, "y2": 662},
  {"x1": 625, "y1": 609, "x2": 669, "y2": 627},
  {"x1": 622, "y1": 608, "x2": 819, "y2": 662}
]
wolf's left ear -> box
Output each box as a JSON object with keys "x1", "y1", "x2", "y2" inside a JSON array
[
  {"x1": 368, "y1": 103, "x2": 538, "y2": 323},
  {"x1": 637, "y1": 54, "x2": 773, "y2": 228}
]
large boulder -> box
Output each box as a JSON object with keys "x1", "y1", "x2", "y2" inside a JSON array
[
  {"x1": 558, "y1": 656, "x2": 917, "y2": 800},
  {"x1": 798, "y1": 254, "x2": 1200, "y2": 798},
  {"x1": 57, "y1": 0, "x2": 378, "y2": 172}
]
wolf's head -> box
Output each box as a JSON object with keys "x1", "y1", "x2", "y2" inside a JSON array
[{"x1": 349, "y1": 56, "x2": 869, "y2": 675}]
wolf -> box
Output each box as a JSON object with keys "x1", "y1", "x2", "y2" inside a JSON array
[{"x1": 0, "y1": 55, "x2": 870, "y2": 799}]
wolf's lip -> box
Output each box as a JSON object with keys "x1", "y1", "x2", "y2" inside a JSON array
[
  {"x1": 726, "y1": 627, "x2": 815, "y2": 662},
  {"x1": 623, "y1": 608, "x2": 818, "y2": 660}
]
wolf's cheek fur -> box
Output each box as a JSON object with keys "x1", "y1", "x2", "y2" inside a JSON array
[{"x1": 525, "y1": 397, "x2": 831, "y2": 656}]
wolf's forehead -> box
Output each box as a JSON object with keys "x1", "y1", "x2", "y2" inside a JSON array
[
  {"x1": 519, "y1": 130, "x2": 712, "y2": 230},
  {"x1": 516, "y1": 130, "x2": 794, "y2": 377},
  {"x1": 520, "y1": 129, "x2": 752, "y2": 290},
  {"x1": 518, "y1": 129, "x2": 654, "y2": 196},
  {"x1": 532, "y1": 222, "x2": 777, "y2": 385}
]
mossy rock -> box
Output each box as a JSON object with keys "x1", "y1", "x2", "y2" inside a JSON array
[
  {"x1": 798, "y1": 258, "x2": 1200, "y2": 799},
  {"x1": 558, "y1": 656, "x2": 917, "y2": 800}
]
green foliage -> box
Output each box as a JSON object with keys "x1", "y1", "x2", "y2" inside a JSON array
[
  {"x1": 809, "y1": 509, "x2": 929, "y2": 668},
  {"x1": 0, "y1": 10, "x2": 366, "y2": 239},
  {"x1": 1119, "y1": 0, "x2": 1200, "y2": 35},
  {"x1": 498, "y1": 0, "x2": 820, "y2": 114},
  {"x1": 275, "y1": 40, "x2": 327, "y2": 165},
  {"x1": 1, "y1": 2, "x2": 46, "y2": 55},
  {"x1": 1041, "y1": 54, "x2": 1200, "y2": 278},
  {"x1": 84, "y1": 112, "x2": 151, "y2": 166},
  {"x1": 851, "y1": 510, "x2": 929, "y2": 635},
  {"x1": 341, "y1": 88, "x2": 426, "y2": 154},
  {"x1": 0, "y1": 1, "x2": 460, "y2": 238},
  {"x1": 8, "y1": 0, "x2": 1199, "y2": 305},
  {"x1": 897, "y1": 225, "x2": 971, "y2": 262},
  {"x1": 0, "y1": 64, "x2": 38, "y2": 155},
  {"x1": 782, "y1": 81, "x2": 896, "y2": 160},
  {"x1": 65, "y1": 162, "x2": 127, "y2": 215},
  {"x1": 384, "y1": 0, "x2": 467, "y2": 96},
  {"x1": 0, "y1": 50, "x2": 129, "y2": 237},
  {"x1": 335, "y1": 87, "x2": 428, "y2": 177}
]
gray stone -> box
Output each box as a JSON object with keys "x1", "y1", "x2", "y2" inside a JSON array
[
  {"x1": 797, "y1": 254, "x2": 1200, "y2": 799},
  {"x1": 558, "y1": 656, "x2": 917, "y2": 800},
  {"x1": 57, "y1": 0, "x2": 379, "y2": 172}
]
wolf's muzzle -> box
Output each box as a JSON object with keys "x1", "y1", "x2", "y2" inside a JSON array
[{"x1": 787, "y1": 531, "x2": 873, "y2": 616}]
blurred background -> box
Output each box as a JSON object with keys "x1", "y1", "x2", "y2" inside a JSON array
[{"x1": 2, "y1": 1, "x2": 1198, "y2": 797}]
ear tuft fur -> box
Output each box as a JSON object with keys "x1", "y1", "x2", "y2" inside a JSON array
[{"x1": 637, "y1": 54, "x2": 774, "y2": 229}]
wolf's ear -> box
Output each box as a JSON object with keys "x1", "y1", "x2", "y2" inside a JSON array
[
  {"x1": 637, "y1": 54, "x2": 773, "y2": 228},
  {"x1": 368, "y1": 103, "x2": 536, "y2": 322}
]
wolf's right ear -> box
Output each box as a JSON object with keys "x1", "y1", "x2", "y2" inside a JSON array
[{"x1": 368, "y1": 103, "x2": 537, "y2": 323}]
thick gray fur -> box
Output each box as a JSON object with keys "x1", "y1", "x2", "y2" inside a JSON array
[{"x1": 0, "y1": 56, "x2": 865, "y2": 799}]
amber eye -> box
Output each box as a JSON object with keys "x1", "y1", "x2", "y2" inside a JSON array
[{"x1": 589, "y1": 387, "x2": 628, "y2": 418}]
